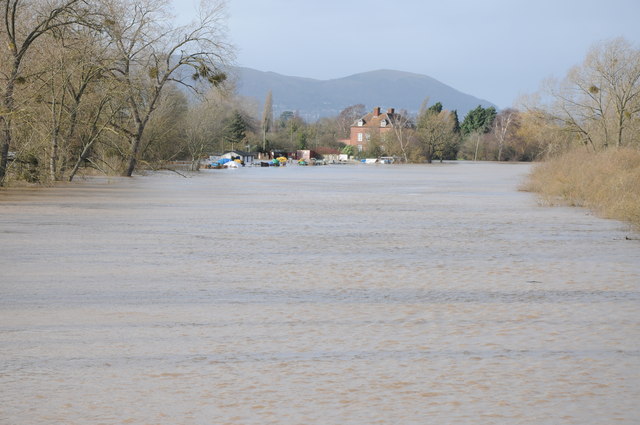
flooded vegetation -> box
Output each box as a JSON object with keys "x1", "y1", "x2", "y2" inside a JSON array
[
  {"x1": 524, "y1": 148, "x2": 640, "y2": 230},
  {"x1": 1, "y1": 162, "x2": 639, "y2": 424}
]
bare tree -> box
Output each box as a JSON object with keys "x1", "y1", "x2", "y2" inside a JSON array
[
  {"x1": 61, "y1": 29, "x2": 120, "y2": 181},
  {"x1": 99, "y1": 0, "x2": 232, "y2": 177},
  {"x1": 544, "y1": 38, "x2": 640, "y2": 151},
  {"x1": 0, "y1": 0, "x2": 88, "y2": 184},
  {"x1": 184, "y1": 105, "x2": 212, "y2": 170},
  {"x1": 388, "y1": 108, "x2": 413, "y2": 162},
  {"x1": 260, "y1": 90, "x2": 272, "y2": 151},
  {"x1": 29, "y1": 25, "x2": 109, "y2": 181},
  {"x1": 493, "y1": 109, "x2": 515, "y2": 161},
  {"x1": 138, "y1": 85, "x2": 189, "y2": 165},
  {"x1": 471, "y1": 130, "x2": 483, "y2": 161},
  {"x1": 593, "y1": 38, "x2": 640, "y2": 148},
  {"x1": 181, "y1": 88, "x2": 231, "y2": 169},
  {"x1": 336, "y1": 104, "x2": 365, "y2": 139}
]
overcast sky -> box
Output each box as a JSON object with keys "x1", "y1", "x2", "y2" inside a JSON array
[{"x1": 172, "y1": 0, "x2": 640, "y2": 108}]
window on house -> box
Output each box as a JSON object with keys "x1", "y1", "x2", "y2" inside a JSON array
[
  {"x1": 380, "y1": 119, "x2": 387, "y2": 127},
  {"x1": 357, "y1": 132, "x2": 363, "y2": 142},
  {"x1": 365, "y1": 133, "x2": 371, "y2": 141},
  {"x1": 357, "y1": 144, "x2": 363, "y2": 152},
  {"x1": 357, "y1": 119, "x2": 364, "y2": 127}
]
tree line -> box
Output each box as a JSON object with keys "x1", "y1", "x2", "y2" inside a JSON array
[
  {"x1": 522, "y1": 37, "x2": 640, "y2": 154},
  {"x1": 2, "y1": 3, "x2": 638, "y2": 187},
  {"x1": 410, "y1": 37, "x2": 640, "y2": 163},
  {"x1": 253, "y1": 35, "x2": 639, "y2": 164},
  {"x1": 1, "y1": 0, "x2": 232, "y2": 185}
]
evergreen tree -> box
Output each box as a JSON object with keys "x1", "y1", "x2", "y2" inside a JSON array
[
  {"x1": 277, "y1": 111, "x2": 294, "y2": 129},
  {"x1": 225, "y1": 111, "x2": 247, "y2": 150},
  {"x1": 485, "y1": 106, "x2": 497, "y2": 130},
  {"x1": 428, "y1": 102, "x2": 443, "y2": 115},
  {"x1": 341, "y1": 145, "x2": 356, "y2": 157},
  {"x1": 451, "y1": 110, "x2": 461, "y2": 134},
  {"x1": 461, "y1": 105, "x2": 497, "y2": 135}
]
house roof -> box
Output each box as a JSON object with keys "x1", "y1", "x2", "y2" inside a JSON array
[{"x1": 352, "y1": 107, "x2": 403, "y2": 128}]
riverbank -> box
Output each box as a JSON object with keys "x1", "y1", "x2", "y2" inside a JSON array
[{"x1": 522, "y1": 148, "x2": 640, "y2": 230}]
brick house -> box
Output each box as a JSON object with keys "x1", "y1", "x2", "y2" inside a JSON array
[{"x1": 346, "y1": 107, "x2": 404, "y2": 152}]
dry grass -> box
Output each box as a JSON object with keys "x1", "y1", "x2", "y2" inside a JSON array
[{"x1": 522, "y1": 148, "x2": 640, "y2": 230}]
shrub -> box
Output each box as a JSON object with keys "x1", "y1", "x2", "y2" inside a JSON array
[{"x1": 523, "y1": 148, "x2": 640, "y2": 229}]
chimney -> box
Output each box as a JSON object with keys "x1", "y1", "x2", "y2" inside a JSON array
[
  {"x1": 387, "y1": 108, "x2": 395, "y2": 114},
  {"x1": 373, "y1": 107, "x2": 381, "y2": 116}
]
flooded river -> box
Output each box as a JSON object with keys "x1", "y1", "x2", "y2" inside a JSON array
[{"x1": 1, "y1": 162, "x2": 639, "y2": 424}]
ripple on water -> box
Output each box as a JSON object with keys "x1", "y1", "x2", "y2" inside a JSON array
[{"x1": 1, "y1": 164, "x2": 639, "y2": 425}]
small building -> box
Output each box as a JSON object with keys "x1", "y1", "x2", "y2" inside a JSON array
[
  {"x1": 314, "y1": 147, "x2": 341, "y2": 162},
  {"x1": 295, "y1": 150, "x2": 312, "y2": 161},
  {"x1": 221, "y1": 150, "x2": 255, "y2": 164}
]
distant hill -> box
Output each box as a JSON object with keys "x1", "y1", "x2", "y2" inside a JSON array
[{"x1": 230, "y1": 67, "x2": 497, "y2": 121}]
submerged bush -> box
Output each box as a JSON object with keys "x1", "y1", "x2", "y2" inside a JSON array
[{"x1": 523, "y1": 148, "x2": 640, "y2": 229}]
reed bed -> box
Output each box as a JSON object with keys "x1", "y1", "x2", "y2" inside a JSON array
[{"x1": 523, "y1": 148, "x2": 640, "y2": 230}]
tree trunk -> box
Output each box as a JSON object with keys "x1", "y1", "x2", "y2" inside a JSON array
[
  {"x1": 68, "y1": 139, "x2": 93, "y2": 182},
  {"x1": 191, "y1": 158, "x2": 200, "y2": 171},
  {"x1": 124, "y1": 134, "x2": 141, "y2": 176},
  {"x1": 425, "y1": 147, "x2": 433, "y2": 163},
  {"x1": 60, "y1": 97, "x2": 83, "y2": 177},
  {"x1": 50, "y1": 98, "x2": 61, "y2": 181},
  {"x1": 262, "y1": 128, "x2": 267, "y2": 151},
  {"x1": 50, "y1": 133, "x2": 59, "y2": 180},
  {"x1": 617, "y1": 115, "x2": 624, "y2": 148},
  {"x1": 0, "y1": 78, "x2": 16, "y2": 185},
  {"x1": 0, "y1": 118, "x2": 11, "y2": 185}
]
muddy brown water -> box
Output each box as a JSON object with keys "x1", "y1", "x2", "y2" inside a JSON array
[{"x1": 1, "y1": 162, "x2": 639, "y2": 424}]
